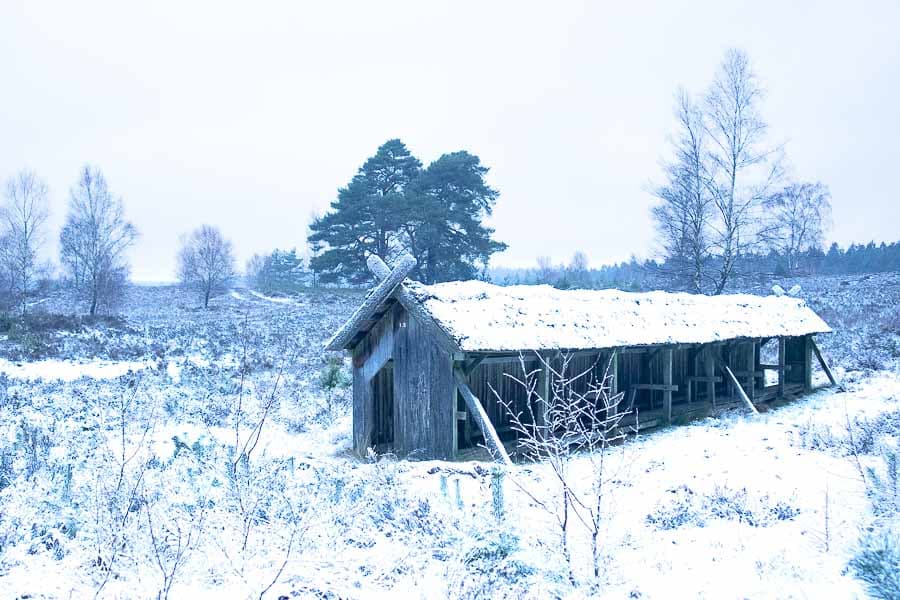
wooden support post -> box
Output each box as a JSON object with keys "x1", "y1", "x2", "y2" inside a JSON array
[
  {"x1": 451, "y1": 358, "x2": 459, "y2": 458},
  {"x1": 748, "y1": 341, "x2": 757, "y2": 403},
  {"x1": 705, "y1": 349, "x2": 716, "y2": 407},
  {"x1": 803, "y1": 335, "x2": 813, "y2": 392},
  {"x1": 454, "y1": 369, "x2": 513, "y2": 466},
  {"x1": 662, "y1": 347, "x2": 673, "y2": 425},
  {"x1": 534, "y1": 353, "x2": 552, "y2": 436},
  {"x1": 810, "y1": 337, "x2": 843, "y2": 391},
  {"x1": 778, "y1": 337, "x2": 786, "y2": 398},
  {"x1": 714, "y1": 357, "x2": 759, "y2": 415}
]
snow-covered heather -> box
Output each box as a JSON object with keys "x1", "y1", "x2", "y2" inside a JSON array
[{"x1": 0, "y1": 274, "x2": 897, "y2": 598}]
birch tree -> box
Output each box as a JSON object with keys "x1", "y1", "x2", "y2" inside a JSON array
[
  {"x1": 764, "y1": 181, "x2": 832, "y2": 274},
  {"x1": 705, "y1": 49, "x2": 782, "y2": 293},
  {"x1": 177, "y1": 225, "x2": 237, "y2": 308},
  {"x1": 60, "y1": 166, "x2": 138, "y2": 315},
  {"x1": 651, "y1": 90, "x2": 714, "y2": 293},
  {"x1": 1, "y1": 170, "x2": 50, "y2": 316}
]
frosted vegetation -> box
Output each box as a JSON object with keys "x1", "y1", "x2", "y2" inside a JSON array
[{"x1": 0, "y1": 274, "x2": 898, "y2": 598}]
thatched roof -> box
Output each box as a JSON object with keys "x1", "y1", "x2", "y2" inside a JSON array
[{"x1": 400, "y1": 280, "x2": 831, "y2": 353}]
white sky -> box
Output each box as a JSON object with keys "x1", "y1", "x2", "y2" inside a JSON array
[{"x1": 2, "y1": 1, "x2": 898, "y2": 281}]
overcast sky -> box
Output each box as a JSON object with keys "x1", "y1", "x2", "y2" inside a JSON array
[{"x1": 2, "y1": 1, "x2": 898, "y2": 282}]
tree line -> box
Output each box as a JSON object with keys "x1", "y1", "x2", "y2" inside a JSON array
[{"x1": 0, "y1": 165, "x2": 240, "y2": 315}]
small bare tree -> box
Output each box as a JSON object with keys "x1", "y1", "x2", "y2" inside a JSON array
[
  {"x1": 764, "y1": 181, "x2": 832, "y2": 274},
  {"x1": 1, "y1": 170, "x2": 50, "y2": 316},
  {"x1": 177, "y1": 225, "x2": 237, "y2": 308},
  {"x1": 60, "y1": 165, "x2": 138, "y2": 315},
  {"x1": 493, "y1": 353, "x2": 631, "y2": 586},
  {"x1": 704, "y1": 49, "x2": 782, "y2": 293}
]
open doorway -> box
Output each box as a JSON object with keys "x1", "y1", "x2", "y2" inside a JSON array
[{"x1": 371, "y1": 362, "x2": 394, "y2": 449}]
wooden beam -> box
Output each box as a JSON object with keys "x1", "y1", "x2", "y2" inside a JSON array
[
  {"x1": 810, "y1": 337, "x2": 844, "y2": 391},
  {"x1": 359, "y1": 312, "x2": 394, "y2": 382},
  {"x1": 662, "y1": 347, "x2": 673, "y2": 425},
  {"x1": 631, "y1": 384, "x2": 679, "y2": 392},
  {"x1": 715, "y1": 357, "x2": 759, "y2": 415},
  {"x1": 454, "y1": 369, "x2": 513, "y2": 466},
  {"x1": 778, "y1": 337, "x2": 786, "y2": 398},
  {"x1": 325, "y1": 253, "x2": 416, "y2": 351},
  {"x1": 803, "y1": 335, "x2": 813, "y2": 392},
  {"x1": 366, "y1": 254, "x2": 462, "y2": 354},
  {"x1": 705, "y1": 349, "x2": 716, "y2": 408}
]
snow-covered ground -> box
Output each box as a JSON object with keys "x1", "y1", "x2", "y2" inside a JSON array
[{"x1": 0, "y1": 275, "x2": 897, "y2": 598}]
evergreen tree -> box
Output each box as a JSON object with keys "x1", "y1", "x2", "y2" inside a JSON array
[
  {"x1": 308, "y1": 139, "x2": 421, "y2": 283},
  {"x1": 308, "y1": 141, "x2": 506, "y2": 285},
  {"x1": 402, "y1": 151, "x2": 506, "y2": 283}
]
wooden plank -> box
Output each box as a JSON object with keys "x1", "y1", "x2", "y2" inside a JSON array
[
  {"x1": 810, "y1": 337, "x2": 843, "y2": 391},
  {"x1": 367, "y1": 254, "x2": 462, "y2": 355},
  {"x1": 686, "y1": 375, "x2": 723, "y2": 383},
  {"x1": 716, "y1": 358, "x2": 759, "y2": 415},
  {"x1": 662, "y1": 348, "x2": 673, "y2": 424},
  {"x1": 631, "y1": 384, "x2": 679, "y2": 391},
  {"x1": 454, "y1": 369, "x2": 513, "y2": 466},
  {"x1": 359, "y1": 312, "x2": 394, "y2": 382}
]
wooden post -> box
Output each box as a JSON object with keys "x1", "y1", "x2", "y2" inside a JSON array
[
  {"x1": 451, "y1": 358, "x2": 459, "y2": 458},
  {"x1": 534, "y1": 353, "x2": 552, "y2": 437},
  {"x1": 778, "y1": 337, "x2": 786, "y2": 398},
  {"x1": 748, "y1": 341, "x2": 757, "y2": 403},
  {"x1": 454, "y1": 369, "x2": 513, "y2": 466},
  {"x1": 663, "y1": 347, "x2": 673, "y2": 425},
  {"x1": 810, "y1": 337, "x2": 843, "y2": 391},
  {"x1": 705, "y1": 348, "x2": 716, "y2": 407},
  {"x1": 803, "y1": 335, "x2": 813, "y2": 392}
]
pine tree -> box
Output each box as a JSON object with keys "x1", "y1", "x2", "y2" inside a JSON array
[
  {"x1": 401, "y1": 151, "x2": 506, "y2": 283},
  {"x1": 308, "y1": 142, "x2": 506, "y2": 285},
  {"x1": 308, "y1": 139, "x2": 421, "y2": 283}
]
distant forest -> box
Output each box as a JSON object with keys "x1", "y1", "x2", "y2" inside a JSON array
[{"x1": 490, "y1": 241, "x2": 900, "y2": 292}]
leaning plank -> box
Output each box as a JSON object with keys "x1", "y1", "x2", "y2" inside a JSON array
[
  {"x1": 717, "y1": 360, "x2": 759, "y2": 415},
  {"x1": 810, "y1": 337, "x2": 844, "y2": 391},
  {"x1": 325, "y1": 253, "x2": 416, "y2": 351},
  {"x1": 367, "y1": 254, "x2": 462, "y2": 354},
  {"x1": 454, "y1": 369, "x2": 513, "y2": 466}
]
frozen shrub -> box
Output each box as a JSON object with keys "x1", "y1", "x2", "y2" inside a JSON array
[
  {"x1": 849, "y1": 528, "x2": 900, "y2": 600},
  {"x1": 647, "y1": 485, "x2": 799, "y2": 530},
  {"x1": 866, "y1": 445, "x2": 899, "y2": 517},
  {"x1": 646, "y1": 485, "x2": 703, "y2": 530}
]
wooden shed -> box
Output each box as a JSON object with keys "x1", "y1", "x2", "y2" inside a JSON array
[{"x1": 326, "y1": 256, "x2": 835, "y2": 462}]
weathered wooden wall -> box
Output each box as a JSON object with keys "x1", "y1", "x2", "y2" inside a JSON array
[{"x1": 392, "y1": 306, "x2": 455, "y2": 459}]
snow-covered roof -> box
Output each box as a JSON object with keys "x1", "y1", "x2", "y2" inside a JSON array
[{"x1": 403, "y1": 280, "x2": 831, "y2": 353}]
